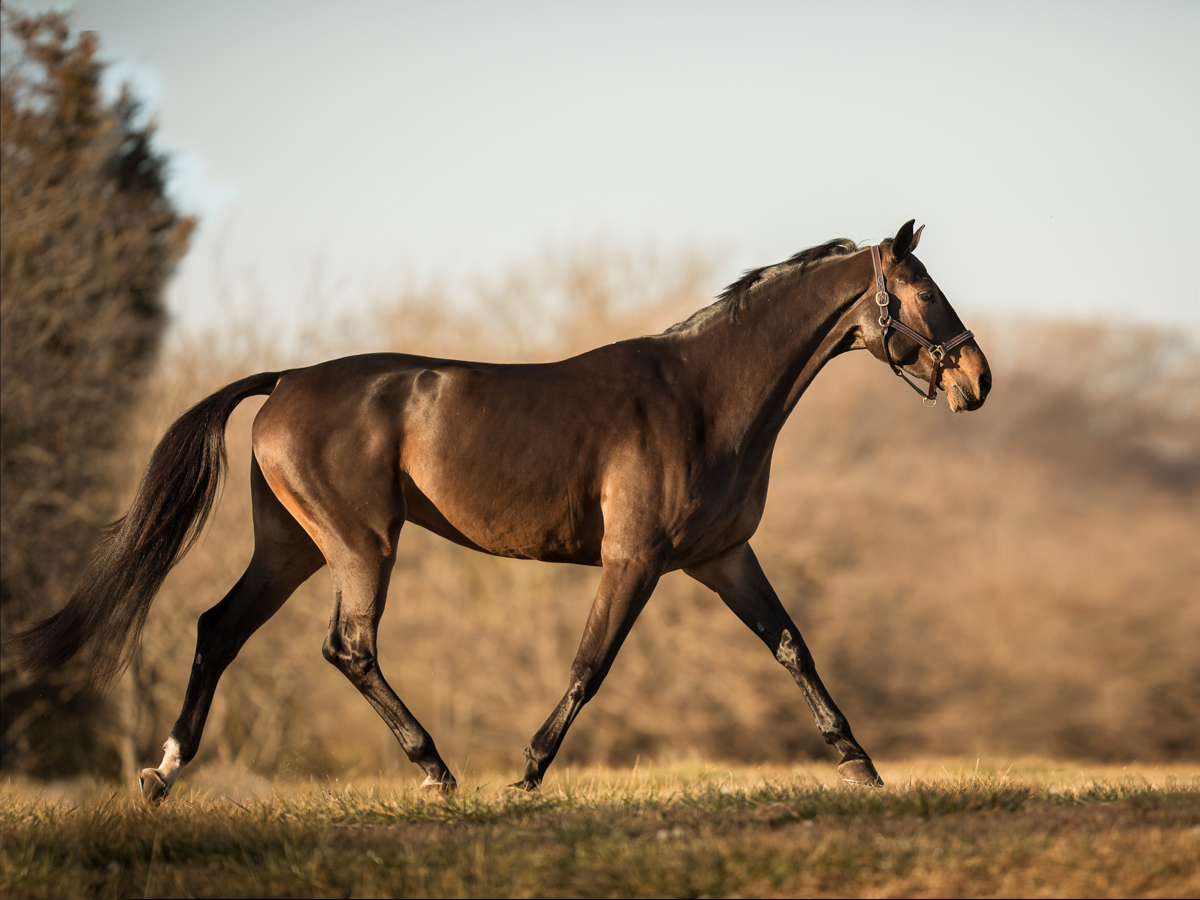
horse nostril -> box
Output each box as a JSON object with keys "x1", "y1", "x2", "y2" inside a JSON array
[{"x1": 978, "y1": 371, "x2": 992, "y2": 398}]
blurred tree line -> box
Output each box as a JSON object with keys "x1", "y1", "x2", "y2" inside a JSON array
[{"x1": 1, "y1": 6, "x2": 193, "y2": 776}]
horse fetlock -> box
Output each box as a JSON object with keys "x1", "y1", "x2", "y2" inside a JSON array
[
  {"x1": 400, "y1": 729, "x2": 441, "y2": 767},
  {"x1": 523, "y1": 744, "x2": 539, "y2": 765},
  {"x1": 517, "y1": 746, "x2": 548, "y2": 787},
  {"x1": 412, "y1": 750, "x2": 454, "y2": 787},
  {"x1": 818, "y1": 717, "x2": 852, "y2": 743},
  {"x1": 511, "y1": 759, "x2": 544, "y2": 792}
]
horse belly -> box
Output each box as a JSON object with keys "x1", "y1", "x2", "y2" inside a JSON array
[{"x1": 401, "y1": 433, "x2": 604, "y2": 564}]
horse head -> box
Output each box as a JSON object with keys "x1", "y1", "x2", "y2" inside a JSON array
[{"x1": 861, "y1": 220, "x2": 991, "y2": 412}]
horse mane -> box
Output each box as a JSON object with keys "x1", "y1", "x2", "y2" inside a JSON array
[{"x1": 665, "y1": 237, "x2": 860, "y2": 334}]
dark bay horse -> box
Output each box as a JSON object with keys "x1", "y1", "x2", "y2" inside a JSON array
[{"x1": 8, "y1": 221, "x2": 990, "y2": 802}]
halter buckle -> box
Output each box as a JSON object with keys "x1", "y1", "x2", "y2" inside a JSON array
[
  {"x1": 930, "y1": 345, "x2": 945, "y2": 362},
  {"x1": 876, "y1": 291, "x2": 891, "y2": 327}
]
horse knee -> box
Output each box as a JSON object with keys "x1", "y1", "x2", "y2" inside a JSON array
[{"x1": 322, "y1": 632, "x2": 375, "y2": 683}]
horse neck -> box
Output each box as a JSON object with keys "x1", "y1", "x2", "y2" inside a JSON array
[{"x1": 683, "y1": 249, "x2": 871, "y2": 452}]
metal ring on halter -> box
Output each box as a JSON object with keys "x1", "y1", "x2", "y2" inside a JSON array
[
  {"x1": 930, "y1": 345, "x2": 945, "y2": 362},
  {"x1": 922, "y1": 396, "x2": 937, "y2": 408}
]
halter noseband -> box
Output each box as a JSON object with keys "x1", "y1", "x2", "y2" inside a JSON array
[{"x1": 870, "y1": 244, "x2": 974, "y2": 408}]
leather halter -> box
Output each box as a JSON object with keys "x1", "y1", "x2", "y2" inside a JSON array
[{"x1": 871, "y1": 244, "x2": 974, "y2": 408}]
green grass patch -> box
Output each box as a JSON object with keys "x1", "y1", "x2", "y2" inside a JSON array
[{"x1": 3, "y1": 761, "x2": 1198, "y2": 898}]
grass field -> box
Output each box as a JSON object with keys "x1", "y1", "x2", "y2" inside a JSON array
[{"x1": 3, "y1": 760, "x2": 1197, "y2": 898}]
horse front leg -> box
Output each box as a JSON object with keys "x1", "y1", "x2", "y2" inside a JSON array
[
  {"x1": 685, "y1": 542, "x2": 882, "y2": 786},
  {"x1": 511, "y1": 554, "x2": 663, "y2": 791}
]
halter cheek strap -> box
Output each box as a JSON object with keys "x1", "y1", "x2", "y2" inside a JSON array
[{"x1": 871, "y1": 244, "x2": 974, "y2": 408}]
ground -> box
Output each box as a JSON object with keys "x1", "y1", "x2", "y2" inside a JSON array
[{"x1": 3, "y1": 758, "x2": 1197, "y2": 898}]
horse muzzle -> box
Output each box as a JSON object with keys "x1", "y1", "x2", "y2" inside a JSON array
[{"x1": 945, "y1": 351, "x2": 991, "y2": 412}]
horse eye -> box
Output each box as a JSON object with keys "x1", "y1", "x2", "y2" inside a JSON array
[{"x1": 918, "y1": 291, "x2": 934, "y2": 303}]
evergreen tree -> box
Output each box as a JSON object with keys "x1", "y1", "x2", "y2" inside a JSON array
[{"x1": 1, "y1": 5, "x2": 194, "y2": 776}]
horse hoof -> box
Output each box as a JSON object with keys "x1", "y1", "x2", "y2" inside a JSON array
[
  {"x1": 506, "y1": 779, "x2": 539, "y2": 793},
  {"x1": 419, "y1": 774, "x2": 456, "y2": 794},
  {"x1": 139, "y1": 768, "x2": 170, "y2": 805},
  {"x1": 838, "y1": 759, "x2": 883, "y2": 786}
]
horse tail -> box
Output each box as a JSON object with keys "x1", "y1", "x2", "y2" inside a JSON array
[{"x1": 4, "y1": 370, "x2": 285, "y2": 691}]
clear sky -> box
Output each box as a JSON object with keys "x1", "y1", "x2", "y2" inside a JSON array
[{"x1": 15, "y1": 1, "x2": 1200, "y2": 346}]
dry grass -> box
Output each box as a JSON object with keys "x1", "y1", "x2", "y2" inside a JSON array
[
  {"x1": 2, "y1": 761, "x2": 1198, "y2": 898},
  {"x1": 35, "y1": 245, "x2": 1200, "y2": 785}
]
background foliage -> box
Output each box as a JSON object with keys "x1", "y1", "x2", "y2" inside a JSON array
[{"x1": 0, "y1": 6, "x2": 193, "y2": 776}]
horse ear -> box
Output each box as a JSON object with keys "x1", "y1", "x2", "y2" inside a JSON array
[
  {"x1": 909, "y1": 224, "x2": 924, "y2": 253},
  {"x1": 890, "y1": 219, "x2": 916, "y2": 260}
]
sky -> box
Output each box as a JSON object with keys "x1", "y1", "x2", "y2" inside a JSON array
[{"x1": 14, "y1": 1, "x2": 1200, "y2": 347}]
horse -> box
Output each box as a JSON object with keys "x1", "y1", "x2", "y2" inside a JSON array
[{"x1": 7, "y1": 220, "x2": 990, "y2": 803}]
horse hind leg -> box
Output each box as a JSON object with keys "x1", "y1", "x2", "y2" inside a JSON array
[
  {"x1": 320, "y1": 522, "x2": 456, "y2": 792},
  {"x1": 140, "y1": 458, "x2": 326, "y2": 804},
  {"x1": 513, "y1": 552, "x2": 663, "y2": 791}
]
